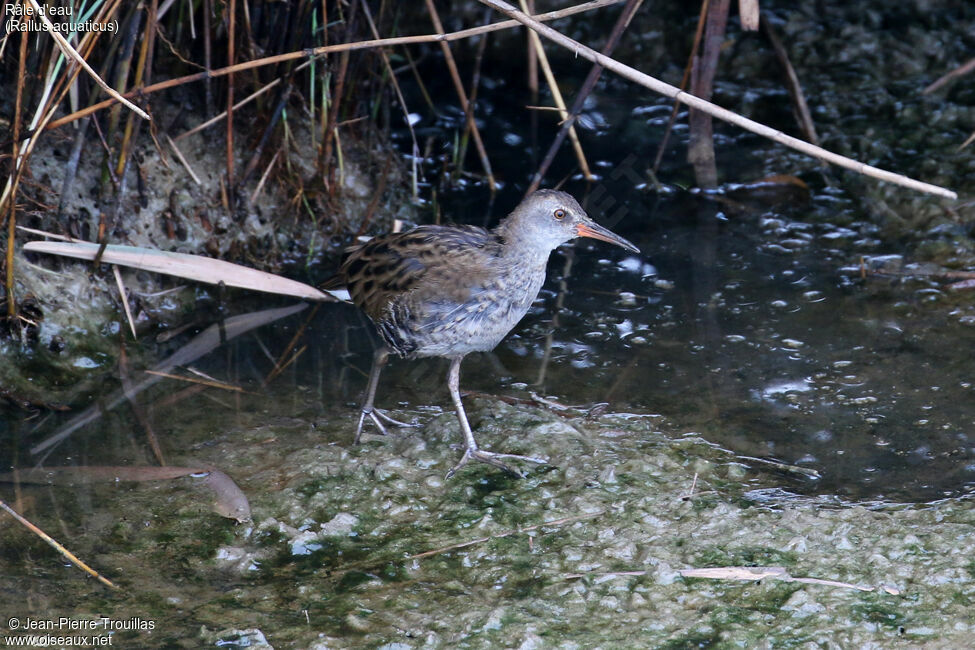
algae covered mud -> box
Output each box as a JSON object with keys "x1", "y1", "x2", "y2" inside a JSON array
[
  {"x1": 3, "y1": 0, "x2": 975, "y2": 646},
  {"x1": 2, "y1": 395, "x2": 974, "y2": 647}
]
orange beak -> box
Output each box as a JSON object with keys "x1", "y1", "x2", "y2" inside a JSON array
[{"x1": 575, "y1": 220, "x2": 640, "y2": 253}]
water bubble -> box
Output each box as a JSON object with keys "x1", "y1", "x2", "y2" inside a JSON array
[
  {"x1": 617, "y1": 292, "x2": 638, "y2": 307},
  {"x1": 503, "y1": 132, "x2": 522, "y2": 146}
]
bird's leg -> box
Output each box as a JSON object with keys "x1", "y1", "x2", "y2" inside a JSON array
[
  {"x1": 444, "y1": 356, "x2": 547, "y2": 479},
  {"x1": 356, "y1": 346, "x2": 414, "y2": 443}
]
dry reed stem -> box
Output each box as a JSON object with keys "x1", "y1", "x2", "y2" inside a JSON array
[
  {"x1": 266, "y1": 344, "x2": 307, "y2": 383},
  {"x1": 653, "y1": 0, "x2": 709, "y2": 174},
  {"x1": 41, "y1": 0, "x2": 625, "y2": 134},
  {"x1": 361, "y1": 1, "x2": 421, "y2": 198},
  {"x1": 238, "y1": 83, "x2": 291, "y2": 189},
  {"x1": 226, "y1": 0, "x2": 237, "y2": 200},
  {"x1": 174, "y1": 72, "x2": 291, "y2": 142},
  {"x1": 0, "y1": 499, "x2": 118, "y2": 589},
  {"x1": 320, "y1": 0, "x2": 356, "y2": 186},
  {"x1": 16, "y1": 226, "x2": 80, "y2": 242},
  {"x1": 104, "y1": 6, "x2": 140, "y2": 177},
  {"x1": 6, "y1": 22, "x2": 28, "y2": 320},
  {"x1": 456, "y1": 7, "x2": 493, "y2": 175},
  {"x1": 763, "y1": 13, "x2": 818, "y2": 146},
  {"x1": 111, "y1": 265, "x2": 137, "y2": 339},
  {"x1": 166, "y1": 134, "x2": 202, "y2": 185},
  {"x1": 687, "y1": 0, "x2": 729, "y2": 188},
  {"x1": 402, "y1": 46, "x2": 437, "y2": 113},
  {"x1": 262, "y1": 303, "x2": 320, "y2": 387},
  {"x1": 144, "y1": 370, "x2": 248, "y2": 393},
  {"x1": 0, "y1": 0, "x2": 124, "y2": 219},
  {"x1": 249, "y1": 149, "x2": 280, "y2": 204},
  {"x1": 527, "y1": 0, "x2": 644, "y2": 194},
  {"x1": 314, "y1": 0, "x2": 329, "y2": 152},
  {"x1": 425, "y1": 0, "x2": 497, "y2": 190},
  {"x1": 526, "y1": 0, "x2": 538, "y2": 99},
  {"x1": 923, "y1": 56, "x2": 975, "y2": 94},
  {"x1": 518, "y1": 0, "x2": 592, "y2": 180},
  {"x1": 738, "y1": 0, "x2": 760, "y2": 31},
  {"x1": 479, "y1": 0, "x2": 957, "y2": 199},
  {"x1": 957, "y1": 131, "x2": 975, "y2": 152},
  {"x1": 26, "y1": 0, "x2": 149, "y2": 121},
  {"x1": 115, "y1": 1, "x2": 160, "y2": 182}
]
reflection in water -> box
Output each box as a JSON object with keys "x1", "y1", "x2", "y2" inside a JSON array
[
  {"x1": 28, "y1": 303, "x2": 307, "y2": 460},
  {"x1": 15, "y1": 192, "x2": 974, "y2": 505},
  {"x1": 307, "y1": 179, "x2": 974, "y2": 502},
  {"x1": 497, "y1": 189, "x2": 975, "y2": 502},
  {"x1": 10, "y1": 117, "x2": 974, "y2": 507}
]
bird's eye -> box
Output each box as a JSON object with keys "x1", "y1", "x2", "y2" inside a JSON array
[{"x1": 553, "y1": 208, "x2": 566, "y2": 220}]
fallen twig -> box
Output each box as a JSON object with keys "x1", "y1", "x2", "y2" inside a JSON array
[
  {"x1": 144, "y1": 369, "x2": 248, "y2": 393},
  {"x1": 528, "y1": 0, "x2": 643, "y2": 193},
  {"x1": 166, "y1": 134, "x2": 202, "y2": 185},
  {"x1": 565, "y1": 565, "x2": 901, "y2": 594},
  {"x1": 763, "y1": 14, "x2": 818, "y2": 146},
  {"x1": 111, "y1": 265, "x2": 137, "y2": 339},
  {"x1": 0, "y1": 498, "x2": 118, "y2": 589}
]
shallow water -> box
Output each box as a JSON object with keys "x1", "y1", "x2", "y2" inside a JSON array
[
  {"x1": 3, "y1": 2, "x2": 975, "y2": 646},
  {"x1": 313, "y1": 176, "x2": 974, "y2": 503}
]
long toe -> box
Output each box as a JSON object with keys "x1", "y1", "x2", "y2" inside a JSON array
[
  {"x1": 354, "y1": 410, "x2": 388, "y2": 444},
  {"x1": 445, "y1": 448, "x2": 548, "y2": 479},
  {"x1": 356, "y1": 408, "x2": 417, "y2": 444},
  {"x1": 373, "y1": 408, "x2": 416, "y2": 428}
]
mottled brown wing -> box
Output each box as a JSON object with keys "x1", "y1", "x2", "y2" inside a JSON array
[{"x1": 340, "y1": 225, "x2": 501, "y2": 324}]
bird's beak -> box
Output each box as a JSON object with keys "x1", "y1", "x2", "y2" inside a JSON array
[{"x1": 575, "y1": 220, "x2": 640, "y2": 253}]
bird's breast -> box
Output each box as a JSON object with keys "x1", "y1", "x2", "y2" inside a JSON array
[{"x1": 385, "y1": 259, "x2": 547, "y2": 358}]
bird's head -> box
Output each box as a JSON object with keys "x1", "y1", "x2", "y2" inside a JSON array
[
  {"x1": 505, "y1": 189, "x2": 640, "y2": 254},
  {"x1": 504, "y1": 189, "x2": 639, "y2": 255}
]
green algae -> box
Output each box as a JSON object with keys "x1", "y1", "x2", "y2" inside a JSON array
[{"x1": 4, "y1": 392, "x2": 973, "y2": 647}]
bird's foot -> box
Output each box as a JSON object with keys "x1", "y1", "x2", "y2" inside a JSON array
[
  {"x1": 354, "y1": 408, "x2": 416, "y2": 444},
  {"x1": 445, "y1": 447, "x2": 548, "y2": 479}
]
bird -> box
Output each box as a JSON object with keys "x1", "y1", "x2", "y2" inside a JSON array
[{"x1": 325, "y1": 189, "x2": 639, "y2": 478}]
